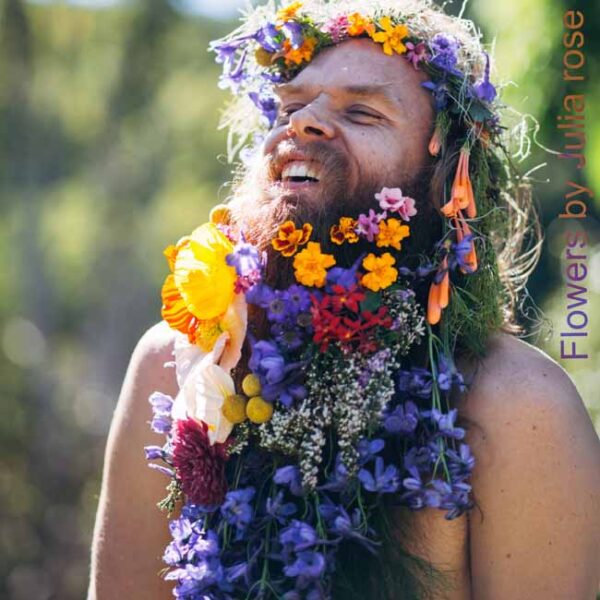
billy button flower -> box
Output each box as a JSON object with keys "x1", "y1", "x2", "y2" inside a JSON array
[
  {"x1": 361, "y1": 252, "x2": 398, "y2": 292},
  {"x1": 293, "y1": 242, "x2": 336, "y2": 288},
  {"x1": 330, "y1": 217, "x2": 359, "y2": 245},
  {"x1": 370, "y1": 16, "x2": 409, "y2": 56},
  {"x1": 272, "y1": 220, "x2": 313, "y2": 257},
  {"x1": 375, "y1": 218, "x2": 410, "y2": 250}
]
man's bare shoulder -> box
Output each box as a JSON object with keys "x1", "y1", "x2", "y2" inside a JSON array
[
  {"x1": 129, "y1": 321, "x2": 178, "y2": 393},
  {"x1": 459, "y1": 331, "x2": 589, "y2": 425},
  {"x1": 459, "y1": 332, "x2": 600, "y2": 598}
]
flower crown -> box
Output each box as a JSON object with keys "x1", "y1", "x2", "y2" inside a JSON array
[{"x1": 210, "y1": 0, "x2": 499, "y2": 151}]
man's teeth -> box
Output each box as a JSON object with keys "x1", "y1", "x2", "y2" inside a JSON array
[{"x1": 281, "y1": 161, "x2": 320, "y2": 182}]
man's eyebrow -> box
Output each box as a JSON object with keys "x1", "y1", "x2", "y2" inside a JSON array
[{"x1": 275, "y1": 83, "x2": 402, "y2": 107}]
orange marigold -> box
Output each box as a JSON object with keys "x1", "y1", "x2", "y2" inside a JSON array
[
  {"x1": 376, "y1": 218, "x2": 410, "y2": 250},
  {"x1": 330, "y1": 217, "x2": 359, "y2": 245},
  {"x1": 370, "y1": 16, "x2": 409, "y2": 56},
  {"x1": 276, "y1": 1, "x2": 303, "y2": 22},
  {"x1": 361, "y1": 252, "x2": 398, "y2": 292},
  {"x1": 293, "y1": 242, "x2": 336, "y2": 288},
  {"x1": 272, "y1": 220, "x2": 313, "y2": 257},
  {"x1": 347, "y1": 13, "x2": 375, "y2": 36},
  {"x1": 283, "y1": 37, "x2": 318, "y2": 66}
]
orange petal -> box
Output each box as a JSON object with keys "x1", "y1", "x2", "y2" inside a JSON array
[
  {"x1": 300, "y1": 223, "x2": 313, "y2": 244},
  {"x1": 438, "y1": 272, "x2": 450, "y2": 308},
  {"x1": 427, "y1": 283, "x2": 442, "y2": 325},
  {"x1": 161, "y1": 274, "x2": 195, "y2": 335}
]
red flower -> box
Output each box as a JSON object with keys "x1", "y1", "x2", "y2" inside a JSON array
[
  {"x1": 172, "y1": 418, "x2": 230, "y2": 506},
  {"x1": 329, "y1": 285, "x2": 365, "y2": 313}
]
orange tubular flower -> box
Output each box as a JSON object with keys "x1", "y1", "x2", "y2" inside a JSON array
[
  {"x1": 272, "y1": 220, "x2": 313, "y2": 257},
  {"x1": 427, "y1": 257, "x2": 450, "y2": 325},
  {"x1": 330, "y1": 217, "x2": 359, "y2": 245},
  {"x1": 441, "y1": 146, "x2": 476, "y2": 219},
  {"x1": 428, "y1": 124, "x2": 442, "y2": 157}
]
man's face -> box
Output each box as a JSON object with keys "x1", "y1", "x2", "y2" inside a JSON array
[{"x1": 261, "y1": 38, "x2": 435, "y2": 212}]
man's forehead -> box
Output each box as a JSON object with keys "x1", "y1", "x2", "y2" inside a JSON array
[{"x1": 275, "y1": 82, "x2": 403, "y2": 108}]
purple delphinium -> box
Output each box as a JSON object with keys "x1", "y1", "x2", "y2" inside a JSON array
[
  {"x1": 248, "y1": 88, "x2": 280, "y2": 128},
  {"x1": 274, "y1": 465, "x2": 304, "y2": 496},
  {"x1": 266, "y1": 490, "x2": 298, "y2": 525},
  {"x1": 429, "y1": 408, "x2": 466, "y2": 440},
  {"x1": 358, "y1": 456, "x2": 400, "y2": 494},
  {"x1": 437, "y1": 354, "x2": 467, "y2": 392},
  {"x1": 220, "y1": 487, "x2": 256, "y2": 539},
  {"x1": 248, "y1": 338, "x2": 307, "y2": 406},
  {"x1": 422, "y1": 79, "x2": 451, "y2": 111},
  {"x1": 472, "y1": 52, "x2": 497, "y2": 103},
  {"x1": 429, "y1": 33, "x2": 462, "y2": 76},
  {"x1": 383, "y1": 400, "x2": 421, "y2": 435},
  {"x1": 149, "y1": 391, "x2": 173, "y2": 434},
  {"x1": 255, "y1": 22, "x2": 283, "y2": 53},
  {"x1": 448, "y1": 234, "x2": 476, "y2": 274},
  {"x1": 396, "y1": 367, "x2": 433, "y2": 399},
  {"x1": 357, "y1": 438, "x2": 385, "y2": 466}
]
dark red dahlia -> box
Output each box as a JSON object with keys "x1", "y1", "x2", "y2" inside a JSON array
[{"x1": 171, "y1": 418, "x2": 230, "y2": 506}]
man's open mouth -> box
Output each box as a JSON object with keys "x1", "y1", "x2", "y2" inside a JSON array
[{"x1": 280, "y1": 161, "x2": 320, "y2": 184}]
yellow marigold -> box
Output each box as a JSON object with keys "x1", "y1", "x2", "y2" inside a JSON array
[
  {"x1": 173, "y1": 222, "x2": 236, "y2": 321},
  {"x1": 347, "y1": 13, "x2": 375, "y2": 37},
  {"x1": 246, "y1": 396, "x2": 274, "y2": 424},
  {"x1": 276, "y1": 1, "x2": 303, "y2": 22},
  {"x1": 283, "y1": 37, "x2": 318, "y2": 66},
  {"x1": 370, "y1": 16, "x2": 409, "y2": 56},
  {"x1": 361, "y1": 252, "x2": 398, "y2": 292},
  {"x1": 272, "y1": 220, "x2": 313, "y2": 257},
  {"x1": 376, "y1": 218, "x2": 410, "y2": 250},
  {"x1": 330, "y1": 217, "x2": 359, "y2": 245},
  {"x1": 293, "y1": 242, "x2": 336, "y2": 288}
]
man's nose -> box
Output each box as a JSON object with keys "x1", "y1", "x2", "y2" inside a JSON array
[{"x1": 288, "y1": 103, "x2": 335, "y2": 141}]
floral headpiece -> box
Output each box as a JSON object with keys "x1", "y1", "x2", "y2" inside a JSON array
[{"x1": 210, "y1": 0, "x2": 498, "y2": 156}]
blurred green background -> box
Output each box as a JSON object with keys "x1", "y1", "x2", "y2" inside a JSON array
[{"x1": 0, "y1": 0, "x2": 598, "y2": 598}]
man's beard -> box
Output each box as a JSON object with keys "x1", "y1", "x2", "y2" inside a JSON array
[{"x1": 227, "y1": 139, "x2": 439, "y2": 290}]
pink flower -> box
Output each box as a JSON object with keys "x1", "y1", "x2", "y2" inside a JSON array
[
  {"x1": 405, "y1": 41, "x2": 430, "y2": 69},
  {"x1": 321, "y1": 15, "x2": 350, "y2": 42},
  {"x1": 172, "y1": 418, "x2": 230, "y2": 506},
  {"x1": 356, "y1": 209, "x2": 386, "y2": 242},
  {"x1": 374, "y1": 188, "x2": 417, "y2": 222}
]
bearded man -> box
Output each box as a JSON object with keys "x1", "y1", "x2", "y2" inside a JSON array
[{"x1": 89, "y1": 1, "x2": 600, "y2": 598}]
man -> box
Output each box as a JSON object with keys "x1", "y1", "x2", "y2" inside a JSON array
[{"x1": 89, "y1": 4, "x2": 600, "y2": 599}]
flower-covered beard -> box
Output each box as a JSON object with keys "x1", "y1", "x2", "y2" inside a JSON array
[{"x1": 228, "y1": 139, "x2": 439, "y2": 293}]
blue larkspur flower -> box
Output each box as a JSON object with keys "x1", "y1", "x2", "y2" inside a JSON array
[
  {"x1": 284, "y1": 550, "x2": 326, "y2": 579},
  {"x1": 383, "y1": 400, "x2": 420, "y2": 435},
  {"x1": 274, "y1": 465, "x2": 304, "y2": 496},
  {"x1": 473, "y1": 52, "x2": 497, "y2": 103},
  {"x1": 357, "y1": 438, "x2": 385, "y2": 465},
  {"x1": 358, "y1": 456, "x2": 400, "y2": 494},
  {"x1": 266, "y1": 490, "x2": 297, "y2": 524},
  {"x1": 220, "y1": 487, "x2": 255, "y2": 538}
]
